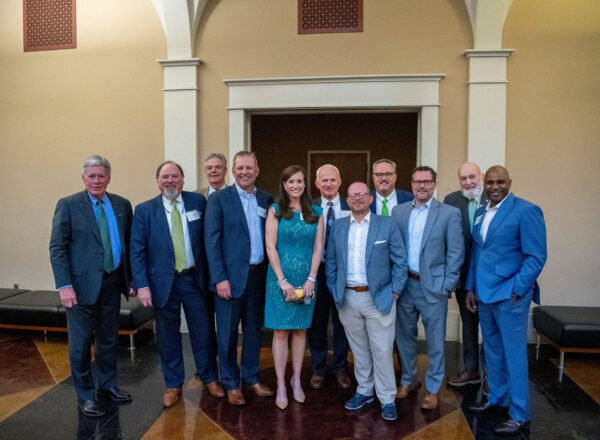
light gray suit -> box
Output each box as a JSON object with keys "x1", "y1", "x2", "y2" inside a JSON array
[
  {"x1": 392, "y1": 198, "x2": 464, "y2": 393},
  {"x1": 326, "y1": 213, "x2": 407, "y2": 404}
]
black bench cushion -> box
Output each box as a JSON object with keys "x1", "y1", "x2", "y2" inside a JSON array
[
  {"x1": 533, "y1": 306, "x2": 600, "y2": 348},
  {"x1": 0, "y1": 288, "x2": 30, "y2": 301},
  {"x1": 0, "y1": 290, "x2": 62, "y2": 327}
]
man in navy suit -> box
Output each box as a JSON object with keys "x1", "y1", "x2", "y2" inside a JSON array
[
  {"x1": 466, "y1": 166, "x2": 547, "y2": 435},
  {"x1": 444, "y1": 162, "x2": 489, "y2": 390},
  {"x1": 204, "y1": 151, "x2": 274, "y2": 405},
  {"x1": 130, "y1": 161, "x2": 222, "y2": 408},
  {"x1": 308, "y1": 164, "x2": 352, "y2": 390},
  {"x1": 50, "y1": 155, "x2": 133, "y2": 418},
  {"x1": 370, "y1": 159, "x2": 413, "y2": 216},
  {"x1": 326, "y1": 182, "x2": 408, "y2": 421}
]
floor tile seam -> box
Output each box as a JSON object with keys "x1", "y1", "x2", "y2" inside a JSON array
[
  {"x1": 33, "y1": 338, "x2": 63, "y2": 385},
  {"x1": 96, "y1": 410, "x2": 121, "y2": 438},
  {"x1": 185, "y1": 401, "x2": 234, "y2": 440},
  {"x1": 402, "y1": 409, "x2": 468, "y2": 440}
]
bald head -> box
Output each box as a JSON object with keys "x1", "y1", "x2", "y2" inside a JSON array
[
  {"x1": 347, "y1": 182, "x2": 372, "y2": 218},
  {"x1": 484, "y1": 165, "x2": 512, "y2": 207},
  {"x1": 457, "y1": 161, "x2": 483, "y2": 199},
  {"x1": 315, "y1": 164, "x2": 342, "y2": 201}
]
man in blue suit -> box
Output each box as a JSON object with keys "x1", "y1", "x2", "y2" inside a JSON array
[
  {"x1": 466, "y1": 165, "x2": 547, "y2": 435},
  {"x1": 326, "y1": 182, "x2": 408, "y2": 421},
  {"x1": 204, "y1": 151, "x2": 274, "y2": 405},
  {"x1": 392, "y1": 165, "x2": 464, "y2": 410},
  {"x1": 370, "y1": 159, "x2": 413, "y2": 216},
  {"x1": 308, "y1": 164, "x2": 351, "y2": 390},
  {"x1": 50, "y1": 155, "x2": 133, "y2": 418},
  {"x1": 130, "y1": 161, "x2": 222, "y2": 408}
]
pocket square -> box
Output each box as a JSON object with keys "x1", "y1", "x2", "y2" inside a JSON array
[{"x1": 374, "y1": 240, "x2": 387, "y2": 245}]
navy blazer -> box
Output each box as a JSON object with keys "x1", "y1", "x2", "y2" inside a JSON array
[
  {"x1": 204, "y1": 185, "x2": 273, "y2": 297},
  {"x1": 465, "y1": 193, "x2": 547, "y2": 304},
  {"x1": 49, "y1": 190, "x2": 132, "y2": 305},
  {"x1": 370, "y1": 189, "x2": 414, "y2": 213},
  {"x1": 130, "y1": 191, "x2": 208, "y2": 308}
]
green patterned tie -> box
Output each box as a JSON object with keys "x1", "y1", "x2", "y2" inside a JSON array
[
  {"x1": 468, "y1": 199, "x2": 477, "y2": 232},
  {"x1": 381, "y1": 198, "x2": 389, "y2": 216},
  {"x1": 170, "y1": 200, "x2": 186, "y2": 272},
  {"x1": 96, "y1": 200, "x2": 114, "y2": 273}
]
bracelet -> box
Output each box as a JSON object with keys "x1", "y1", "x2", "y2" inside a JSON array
[
  {"x1": 277, "y1": 278, "x2": 287, "y2": 287},
  {"x1": 306, "y1": 276, "x2": 316, "y2": 283}
]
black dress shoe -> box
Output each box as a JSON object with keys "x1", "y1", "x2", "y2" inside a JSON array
[
  {"x1": 78, "y1": 399, "x2": 105, "y2": 418},
  {"x1": 494, "y1": 417, "x2": 530, "y2": 435},
  {"x1": 468, "y1": 400, "x2": 507, "y2": 414},
  {"x1": 97, "y1": 387, "x2": 132, "y2": 403}
]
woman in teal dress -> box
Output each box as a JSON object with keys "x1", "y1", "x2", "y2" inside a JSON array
[{"x1": 265, "y1": 165, "x2": 324, "y2": 410}]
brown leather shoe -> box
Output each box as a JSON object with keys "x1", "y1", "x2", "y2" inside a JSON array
[
  {"x1": 162, "y1": 388, "x2": 182, "y2": 408},
  {"x1": 336, "y1": 373, "x2": 351, "y2": 389},
  {"x1": 310, "y1": 375, "x2": 324, "y2": 389},
  {"x1": 247, "y1": 382, "x2": 273, "y2": 397},
  {"x1": 446, "y1": 370, "x2": 481, "y2": 387},
  {"x1": 421, "y1": 391, "x2": 439, "y2": 410},
  {"x1": 206, "y1": 381, "x2": 225, "y2": 398},
  {"x1": 227, "y1": 388, "x2": 246, "y2": 405},
  {"x1": 396, "y1": 381, "x2": 421, "y2": 398}
]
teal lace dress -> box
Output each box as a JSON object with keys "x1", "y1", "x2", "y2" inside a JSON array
[{"x1": 264, "y1": 204, "x2": 323, "y2": 330}]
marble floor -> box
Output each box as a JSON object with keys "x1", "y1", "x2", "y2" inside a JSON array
[{"x1": 0, "y1": 329, "x2": 599, "y2": 440}]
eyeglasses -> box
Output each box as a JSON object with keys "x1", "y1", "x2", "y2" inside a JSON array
[
  {"x1": 412, "y1": 179, "x2": 435, "y2": 186},
  {"x1": 373, "y1": 172, "x2": 396, "y2": 179},
  {"x1": 348, "y1": 192, "x2": 370, "y2": 200}
]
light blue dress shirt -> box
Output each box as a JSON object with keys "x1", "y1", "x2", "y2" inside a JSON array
[
  {"x1": 407, "y1": 198, "x2": 433, "y2": 273},
  {"x1": 88, "y1": 192, "x2": 122, "y2": 270},
  {"x1": 236, "y1": 184, "x2": 264, "y2": 264}
]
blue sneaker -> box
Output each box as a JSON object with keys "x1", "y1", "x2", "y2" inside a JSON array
[
  {"x1": 381, "y1": 403, "x2": 397, "y2": 421},
  {"x1": 344, "y1": 392, "x2": 374, "y2": 410}
]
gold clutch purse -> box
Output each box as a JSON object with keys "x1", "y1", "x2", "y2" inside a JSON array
[{"x1": 285, "y1": 287, "x2": 314, "y2": 305}]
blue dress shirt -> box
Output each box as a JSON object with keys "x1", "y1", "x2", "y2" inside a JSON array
[
  {"x1": 407, "y1": 198, "x2": 433, "y2": 273},
  {"x1": 235, "y1": 184, "x2": 264, "y2": 264},
  {"x1": 88, "y1": 192, "x2": 122, "y2": 270}
]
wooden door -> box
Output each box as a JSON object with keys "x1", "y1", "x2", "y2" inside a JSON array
[{"x1": 308, "y1": 151, "x2": 369, "y2": 199}]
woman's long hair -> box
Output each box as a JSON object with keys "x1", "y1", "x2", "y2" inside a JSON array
[{"x1": 277, "y1": 165, "x2": 318, "y2": 224}]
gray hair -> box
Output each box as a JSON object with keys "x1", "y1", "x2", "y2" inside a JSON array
[
  {"x1": 315, "y1": 164, "x2": 341, "y2": 180},
  {"x1": 205, "y1": 153, "x2": 227, "y2": 168},
  {"x1": 82, "y1": 155, "x2": 111, "y2": 175},
  {"x1": 372, "y1": 158, "x2": 396, "y2": 171}
]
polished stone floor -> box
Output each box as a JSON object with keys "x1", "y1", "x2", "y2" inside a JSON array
[{"x1": 0, "y1": 329, "x2": 599, "y2": 439}]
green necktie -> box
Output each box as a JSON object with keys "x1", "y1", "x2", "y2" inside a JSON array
[
  {"x1": 96, "y1": 200, "x2": 114, "y2": 273},
  {"x1": 468, "y1": 199, "x2": 477, "y2": 232},
  {"x1": 171, "y1": 200, "x2": 187, "y2": 272},
  {"x1": 381, "y1": 198, "x2": 389, "y2": 216}
]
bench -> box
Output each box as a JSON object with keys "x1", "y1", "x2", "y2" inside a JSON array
[
  {"x1": 533, "y1": 305, "x2": 600, "y2": 382},
  {"x1": 0, "y1": 289, "x2": 154, "y2": 351}
]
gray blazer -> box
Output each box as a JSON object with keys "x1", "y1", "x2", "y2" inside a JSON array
[
  {"x1": 392, "y1": 198, "x2": 464, "y2": 303},
  {"x1": 326, "y1": 214, "x2": 407, "y2": 315}
]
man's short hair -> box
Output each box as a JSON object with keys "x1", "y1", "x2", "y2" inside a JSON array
[
  {"x1": 82, "y1": 155, "x2": 111, "y2": 175},
  {"x1": 232, "y1": 151, "x2": 257, "y2": 167},
  {"x1": 372, "y1": 158, "x2": 397, "y2": 171},
  {"x1": 156, "y1": 161, "x2": 185, "y2": 179},
  {"x1": 205, "y1": 153, "x2": 227, "y2": 168},
  {"x1": 315, "y1": 164, "x2": 341, "y2": 180},
  {"x1": 411, "y1": 165, "x2": 437, "y2": 182}
]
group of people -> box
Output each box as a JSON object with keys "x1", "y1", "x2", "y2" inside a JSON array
[{"x1": 49, "y1": 151, "x2": 546, "y2": 436}]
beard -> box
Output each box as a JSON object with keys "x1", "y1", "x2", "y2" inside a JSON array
[
  {"x1": 163, "y1": 187, "x2": 179, "y2": 201},
  {"x1": 461, "y1": 184, "x2": 483, "y2": 200}
]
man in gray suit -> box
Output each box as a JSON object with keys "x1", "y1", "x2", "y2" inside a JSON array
[
  {"x1": 392, "y1": 166, "x2": 464, "y2": 410},
  {"x1": 326, "y1": 182, "x2": 407, "y2": 421},
  {"x1": 198, "y1": 153, "x2": 227, "y2": 198},
  {"x1": 49, "y1": 155, "x2": 133, "y2": 417}
]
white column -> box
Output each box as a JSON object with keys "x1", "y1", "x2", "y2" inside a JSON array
[{"x1": 419, "y1": 105, "x2": 439, "y2": 170}]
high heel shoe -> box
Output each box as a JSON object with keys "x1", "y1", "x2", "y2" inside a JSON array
[
  {"x1": 275, "y1": 386, "x2": 288, "y2": 410},
  {"x1": 290, "y1": 378, "x2": 305, "y2": 403}
]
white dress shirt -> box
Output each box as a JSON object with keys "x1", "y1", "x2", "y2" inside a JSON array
[
  {"x1": 481, "y1": 192, "x2": 511, "y2": 242},
  {"x1": 320, "y1": 193, "x2": 343, "y2": 219},
  {"x1": 162, "y1": 194, "x2": 195, "y2": 269},
  {"x1": 208, "y1": 184, "x2": 226, "y2": 196},
  {"x1": 346, "y1": 212, "x2": 371, "y2": 286},
  {"x1": 376, "y1": 191, "x2": 398, "y2": 215}
]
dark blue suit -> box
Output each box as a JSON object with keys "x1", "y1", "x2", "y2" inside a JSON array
[
  {"x1": 465, "y1": 193, "x2": 547, "y2": 422},
  {"x1": 204, "y1": 184, "x2": 273, "y2": 390},
  {"x1": 49, "y1": 190, "x2": 132, "y2": 402},
  {"x1": 307, "y1": 197, "x2": 350, "y2": 377},
  {"x1": 130, "y1": 191, "x2": 218, "y2": 388},
  {"x1": 369, "y1": 189, "x2": 414, "y2": 214}
]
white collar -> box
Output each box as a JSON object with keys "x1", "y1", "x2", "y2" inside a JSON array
[
  {"x1": 485, "y1": 192, "x2": 511, "y2": 211},
  {"x1": 350, "y1": 211, "x2": 371, "y2": 225}
]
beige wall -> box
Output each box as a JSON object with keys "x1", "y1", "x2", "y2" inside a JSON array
[
  {"x1": 504, "y1": 0, "x2": 600, "y2": 306},
  {"x1": 0, "y1": 0, "x2": 166, "y2": 289}
]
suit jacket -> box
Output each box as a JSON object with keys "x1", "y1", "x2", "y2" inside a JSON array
[
  {"x1": 443, "y1": 190, "x2": 489, "y2": 286},
  {"x1": 198, "y1": 187, "x2": 210, "y2": 199},
  {"x1": 130, "y1": 191, "x2": 208, "y2": 309},
  {"x1": 326, "y1": 214, "x2": 407, "y2": 315},
  {"x1": 392, "y1": 198, "x2": 464, "y2": 303},
  {"x1": 313, "y1": 196, "x2": 350, "y2": 211},
  {"x1": 465, "y1": 193, "x2": 547, "y2": 304},
  {"x1": 370, "y1": 189, "x2": 414, "y2": 214},
  {"x1": 49, "y1": 190, "x2": 132, "y2": 305},
  {"x1": 204, "y1": 184, "x2": 273, "y2": 297}
]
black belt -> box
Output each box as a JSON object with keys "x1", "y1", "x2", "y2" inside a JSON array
[
  {"x1": 174, "y1": 267, "x2": 194, "y2": 278},
  {"x1": 408, "y1": 271, "x2": 421, "y2": 281},
  {"x1": 249, "y1": 263, "x2": 262, "y2": 270}
]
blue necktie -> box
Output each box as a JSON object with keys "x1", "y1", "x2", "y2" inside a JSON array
[{"x1": 323, "y1": 202, "x2": 335, "y2": 258}]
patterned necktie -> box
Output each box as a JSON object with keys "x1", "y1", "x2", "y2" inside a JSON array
[
  {"x1": 170, "y1": 200, "x2": 186, "y2": 272},
  {"x1": 323, "y1": 201, "x2": 335, "y2": 258},
  {"x1": 468, "y1": 199, "x2": 477, "y2": 233},
  {"x1": 96, "y1": 200, "x2": 114, "y2": 273},
  {"x1": 381, "y1": 198, "x2": 389, "y2": 216}
]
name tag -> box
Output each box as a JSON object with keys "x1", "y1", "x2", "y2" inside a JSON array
[
  {"x1": 340, "y1": 210, "x2": 351, "y2": 218},
  {"x1": 257, "y1": 207, "x2": 267, "y2": 218},
  {"x1": 185, "y1": 210, "x2": 201, "y2": 222},
  {"x1": 375, "y1": 240, "x2": 386, "y2": 245},
  {"x1": 474, "y1": 214, "x2": 483, "y2": 226}
]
